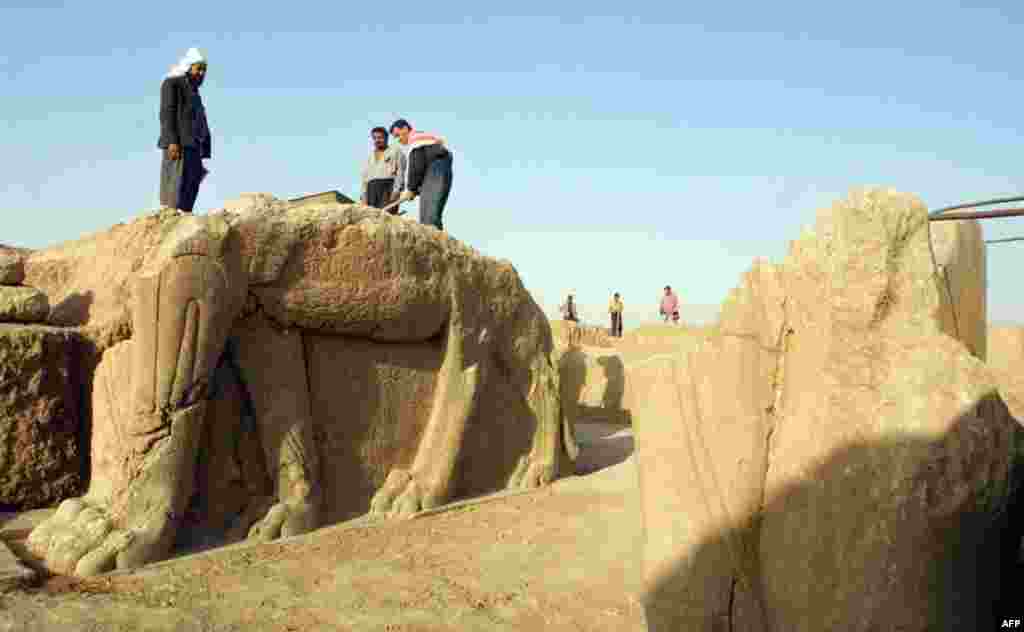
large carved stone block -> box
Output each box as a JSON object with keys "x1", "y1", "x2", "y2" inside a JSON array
[
  {"x1": 21, "y1": 197, "x2": 573, "y2": 576},
  {"x1": 633, "y1": 189, "x2": 1020, "y2": 631},
  {"x1": 0, "y1": 324, "x2": 84, "y2": 509}
]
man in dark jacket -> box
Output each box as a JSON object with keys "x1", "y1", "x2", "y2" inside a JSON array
[
  {"x1": 390, "y1": 119, "x2": 453, "y2": 230},
  {"x1": 158, "y1": 47, "x2": 212, "y2": 213}
]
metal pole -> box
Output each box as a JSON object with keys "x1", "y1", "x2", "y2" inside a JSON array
[
  {"x1": 985, "y1": 237, "x2": 1024, "y2": 244},
  {"x1": 928, "y1": 207, "x2": 1024, "y2": 222},
  {"x1": 928, "y1": 194, "x2": 1024, "y2": 218}
]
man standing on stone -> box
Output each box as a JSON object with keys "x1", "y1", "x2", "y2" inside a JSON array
[
  {"x1": 360, "y1": 127, "x2": 406, "y2": 213},
  {"x1": 158, "y1": 47, "x2": 211, "y2": 213},
  {"x1": 391, "y1": 119, "x2": 453, "y2": 230},
  {"x1": 609, "y1": 292, "x2": 624, "y2": 337}
]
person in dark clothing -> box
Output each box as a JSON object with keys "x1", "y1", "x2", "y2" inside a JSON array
[
  {"x1": 390, "y1": 119, "x2": 453, "y2": 230},
  {"x1": 560, "y1": 292, "x2": 582, "y2": 346},
  {"x1": 560, "y1": 292, "x2": 579, "y2": 323},
  {"x1": 158, "y1": 47, "x2": 212, "y2": 213}
]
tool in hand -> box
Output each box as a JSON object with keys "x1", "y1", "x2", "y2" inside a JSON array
[{"x1": 379, "y1": 199, "x2": 406, "y2": 216}]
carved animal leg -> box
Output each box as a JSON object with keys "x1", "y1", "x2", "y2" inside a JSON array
[
  {"x1": 27, "y1": 218, "x2": 243, "y2": 576},
  {"x1": 370, "y1": 314, "x2": 484, "y2": 518},
  {"x1": 235, "y1": 322, "x2": 322, "y2": 542},
  {"x1": 498, "y1": 300, "x2": 576, "y2": 490},
  {"x1": 508, "y1": 347, "x2": 575, "y2": 489}
]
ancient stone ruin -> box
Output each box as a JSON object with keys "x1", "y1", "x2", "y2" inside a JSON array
[
  {"x1": 4, "y1": 197, "x2": 574, "y2": 577},
  {"x1": 630, "y1": 189, "x2": 1022, "y2": 630},
  {"x1": 3, "y1": 188, "x2": 1023, "y2": 630},
  {"x1": 1, "y1": 247, "x2": 81, "y2": 514},
  {"x1": 567, "y1": 325, "x2": 614, "y2": 348},
  {"x1": 0, "y1": 251, "x2": 50, "y2": 324}
]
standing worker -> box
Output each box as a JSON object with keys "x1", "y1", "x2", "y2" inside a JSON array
[
  {"x1": 609, "y1": 292, "x2": 624, "y2": 338},
  {"x1": 659, "y1": 286, "x2": 680, "y2": 325},
  {"x1": 391, "y1": 119, "x2": 453, "y2": 230},
  {"x1": 561, "y1": 292, "x2": 579, "y2": 324},
  {"x1": 360, "y1": 126, "x2": 406, "y2": 213},
  {"x1": 158, "y1": 47, "x2": 212, "y2": 213},
  {"x1": 560, "y1": 291, "x2": 581, "y2": 346}
]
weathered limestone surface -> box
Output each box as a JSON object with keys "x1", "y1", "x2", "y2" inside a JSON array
[
  {"x1": 632, "y1": 189, "x2": 1021, "y2": 631},
  {"x1": 576, "y1": 326, "x2": 613, "y2": 348},
  {"x1": 24, "y1": 196, "x2": 572, "y2": 576},
  {"x1": 551, "y1": 321, "x2": 613, "y2": 348},
  {"x1": 0, "y1": 252, "x2": 25, "y2": 285},
  {"x1": 989, "y1": 326, "x2": 1024, "y2": 372},
  {"x1": 23, "y1": 210, "x2": 184, "y2": 352},
  {"x1": 0, "y1": 324, "x2": 84, "y2": 508},
  {"x1": 930, "y1": 218, "x2": 987, "y2": 360},
  {"x1": 0, "y1": 286, "x2": 49, "y2": 323},
  {"x1": 989, "y1": 325, "x2": 1024, "y2": 420}
]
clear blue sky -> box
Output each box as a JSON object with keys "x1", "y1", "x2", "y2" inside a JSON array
[{"x1": 3, "y1": 1, "x2": 1023, "y2": 327}]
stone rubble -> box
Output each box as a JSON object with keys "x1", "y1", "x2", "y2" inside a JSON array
[{"x1": 0, "y1": 251, "x2": 49, "y2": 324}]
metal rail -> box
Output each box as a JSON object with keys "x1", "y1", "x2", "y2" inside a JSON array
[
  {"x1": 928, "y1": 194, "x2": 1024, "y2": 219},
  {"x1": 929, "y1": 207, "x2": 1024, "y2": 221},
  {"x1": 985, "y1": 237, "x2": 1024, "y2": 244}
]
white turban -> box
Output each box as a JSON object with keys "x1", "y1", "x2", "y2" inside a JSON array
[{"x1": 165, "y1": 47, "x2": 207, "y2": 79}]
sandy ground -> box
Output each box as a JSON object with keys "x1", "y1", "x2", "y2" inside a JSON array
[{"x1": 0, "y1": 421, "x2": 645, "y2": 632}]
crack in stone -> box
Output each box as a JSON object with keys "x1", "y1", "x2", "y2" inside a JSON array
[{"x1": 727, "y1": 575, "x2": 737, "y2": 632}]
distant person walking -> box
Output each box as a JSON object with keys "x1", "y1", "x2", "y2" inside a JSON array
[
  {"x1": 360, "y1": 127, "x2": 406, "y2": 213},
  {"x1": 158, "y1": 47, "x2": 211, "y2": 213},
  {"x1": 391, "y1": 119, "x2": 453, "y2": 230},
  {"x1": 659, "y1": 286, "x2": 680, "y2": 325},
  {"x1": 561, "y1": 292, "x2": 579, "y2": 323},
  {"x1": 560, "y1": 291, "x2": 581, "y2": 346},
  {"x1": 609, "y1": 292, "x2": 624, "y2": 337}
]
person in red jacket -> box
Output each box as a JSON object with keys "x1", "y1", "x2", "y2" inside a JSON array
[{"x1": 659, "y1": 286, "x2": 680, "y2": 324}]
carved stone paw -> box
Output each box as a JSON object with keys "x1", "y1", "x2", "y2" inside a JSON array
[
  {"x1": 27, "y1": 402, "x2": 208, "y2": 577},
  {"x1": 508, "y1": 454, "x2": 557, "y2": 490},
  {"x1": 247, "y1": 499, "x2": 319, "y2": 542},
  {"x1": 369, "y1": 469, "x2": 446, "y2": 519},
  {"x1": 26, "y1": 498, "x2": 168, "y2": 577}
]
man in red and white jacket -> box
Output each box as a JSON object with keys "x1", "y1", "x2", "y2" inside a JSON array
[{"x1": 391, "y1": 119, "x2": 453, "y2": 230}]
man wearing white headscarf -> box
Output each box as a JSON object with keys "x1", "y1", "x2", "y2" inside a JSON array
[{"x1": 158, "y1": 47, "x2": 211, "y2": 213}]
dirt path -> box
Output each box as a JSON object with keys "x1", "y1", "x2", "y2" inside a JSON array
[{"x1": 1, "y1": 422, "x2": 645, "y2": 632}]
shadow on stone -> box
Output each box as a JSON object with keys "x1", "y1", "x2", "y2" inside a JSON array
[
  {"x1": 0, "y1": 506, "x2": 16, "y2": 532},
  {"x1": 576, "y1": 404, "x2": 633, "y2": 425},
  {"x1": 642, "y1": 394, "x2": 1024, "y2": 631},
  {"x1": 574, "y1": 426, "x2": 635, "y2": 476},
  {"x1": 49, "y1": 290, "x2": 94, "y2": 327},
  {"x1": 599, "y1": 355, "x2": 625, "y2": 410},
  {"x1": 559, "y1": 347, "x2": 587, "y2": 414}
]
